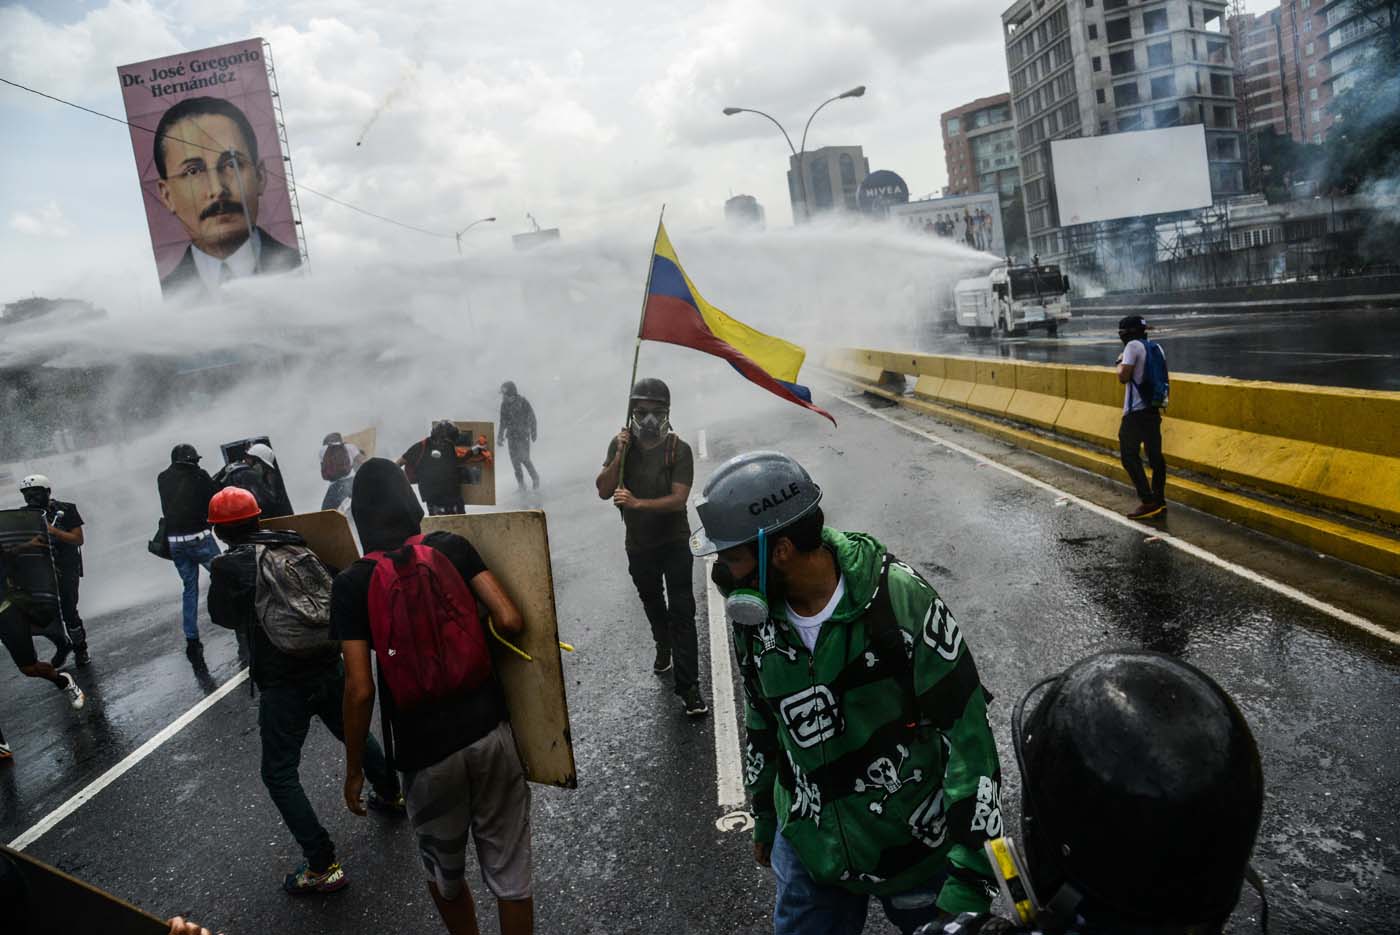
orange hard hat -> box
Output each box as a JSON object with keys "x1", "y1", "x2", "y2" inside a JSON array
[{"x1": 208, "y1": 486, "x2": 262, "y2": 525}]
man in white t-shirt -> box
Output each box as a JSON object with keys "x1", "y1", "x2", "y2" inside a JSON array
[{"x1": 1115, "y1": 315, "x2": 1166, "y2": 519}]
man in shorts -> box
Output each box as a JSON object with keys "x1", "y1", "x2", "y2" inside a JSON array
[{"x1": 333, "y1": 458, "x2": 534, "y2": 935}]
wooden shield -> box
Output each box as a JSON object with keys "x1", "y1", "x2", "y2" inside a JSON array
[
  {"x1": 422, "y1": 510, "x2": 577, "y2": 789},
  {"x1": 2, "y1": 846, "x2": 169, "y2": 934},
  {"x1": 343, "y1": 426, "x2": 377, "y2": 458},
  {"x1": 260, "y1": 510, "x2": 360, "y2": 572},
  {"x1": 454, "y1": 420, "x2": 497, "y2": 506}
]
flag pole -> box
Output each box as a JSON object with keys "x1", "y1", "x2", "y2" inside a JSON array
[{"x1": 619, "y1": 205, "x2": 666, "y2": 488}]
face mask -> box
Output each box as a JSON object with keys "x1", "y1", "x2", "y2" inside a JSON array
[
  {"x1": 22, "y1": 489, "x2": 49, "y2": 509},
  {"x1": 724, "y1": 528, "x2": 770, "y2": 628},
  {"x1": 630, "y1": 410, "x2": 669, "y2": 440}
]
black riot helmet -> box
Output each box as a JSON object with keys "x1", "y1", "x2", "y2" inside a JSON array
[
  {"x1": 630, "y1": 377, "x2": 670, "y2": 407},
  {"x1": 1014, "y1": 651, "x2": 1264, "y2": 932},
  {"x1": 171, "y1": 443, "x2": 201, "y2": 465}
]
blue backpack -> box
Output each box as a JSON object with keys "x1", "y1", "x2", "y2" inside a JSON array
[{"x1": 1132, "y1": 339, "x2": 1170, "y2": 410}]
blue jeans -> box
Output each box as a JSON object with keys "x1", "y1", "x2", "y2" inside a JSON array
[
  {"x1": 170, "y1": 534, "x2": 221, "y2": 641},
  {"x1": 771, "y1": 832, "x2": 945, "y2": 935}
]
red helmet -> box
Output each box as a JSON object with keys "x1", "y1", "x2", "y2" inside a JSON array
[{"x1": 208, "y1": 487, "x2": 262, "y2": 525}]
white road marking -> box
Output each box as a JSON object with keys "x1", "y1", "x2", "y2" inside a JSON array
[
  {"x1": 10, "y1": 668, "x2": 251, "y2": 851},
  {"x1": 697, "y1": 428, "x2": 710, "y2": 461},
  {"x1": 833, "y1": 394, "x2": 1398, "y2": 647},
  {"x1": 1241, "y1": 350, "x2": 1396, "y2": 360},
  {"x1": 706, "y1": 557, "x2": 747, "y2": 811}
]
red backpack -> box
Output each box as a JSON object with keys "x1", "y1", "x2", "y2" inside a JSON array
[{"x1": 365, "y1": 534, "x2": 492, "y2": 712}]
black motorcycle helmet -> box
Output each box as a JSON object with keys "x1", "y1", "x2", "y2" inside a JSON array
[
  {"x1": 1014, "y1": 651, "x2": 1264, "y2": 931},
  {"x1": 171, "y1": 443, "x2": 201, "y2": 465},
  {"x1": 1118, "y1": 315, "x2": 1148, "y2": 342},
  {"x1": 630, "y1": 377, "x2": 670, "y2": 407}
]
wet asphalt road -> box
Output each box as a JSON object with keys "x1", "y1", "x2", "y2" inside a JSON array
[
  {"x1": 2, "y1": 394, "x2": 1398, "y2": 934},
  {"x1": 920, "y1": 305, "x2": 1400, "y2": 391}
]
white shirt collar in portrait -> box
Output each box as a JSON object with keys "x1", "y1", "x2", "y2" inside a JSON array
[{"x1": 192, "y1": 227, "x2": 262, "y2": 292}]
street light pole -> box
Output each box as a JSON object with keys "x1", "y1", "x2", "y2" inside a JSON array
[
  {"x1": 455, "y1": 216, "x2": 497, "y2": 255},
  {"x1": 723, "y1": 86, "x2": 865, "y2": 225}
]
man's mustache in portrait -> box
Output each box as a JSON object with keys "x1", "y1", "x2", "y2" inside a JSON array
[{"x1": 200, "y1": 199, "x2": 245, "y2": 221}]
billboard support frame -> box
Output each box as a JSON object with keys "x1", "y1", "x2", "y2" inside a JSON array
[{"x1": 263, "y1": 40, "x2": 309, "y2": 269}]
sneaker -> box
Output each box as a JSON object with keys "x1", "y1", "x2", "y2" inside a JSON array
[
  {"x1": 1126, "y1": 501, "x2": 1165, "y2": 520},
  {"x1": 74, "y1": 644, "x2": 91, "y2": 667},
  {"x1": 367, "y1": 789, "x2": 407, "y2": 816},
  {"x1": 0, "y1": 743, "x2": 12, "y2": 761},
  {"x1": 283, "y1": 862, "x2": 349, "y2": 895},
  {"x1": 49, "y1": 642, "x2": 72, "y2": 669},
  {"x1": 59, "y1": 672, "x2": 85, "y2": 710},
  {"x1": 681, "y1": 687, "x2": 709, "y2": 717},
  {"x1": 653, "y1": 646, "x2": 673, "y2": 674}
]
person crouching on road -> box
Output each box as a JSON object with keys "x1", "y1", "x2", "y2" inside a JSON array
[
  {"x1": 398, "y1": 421, "x2": 468, "y2": 515},
  {"x1": 595, "y1": 378, "x2": 707, "y2": 718},
  {"x1": 334, "y1": 458, "x2": 535, "y2": 935},
  {"x1": 915, "y1": 651, "x2": 1265, "y2": 935},
  {"x1": 691, "y1": 451, "x2": 1003, "y2": 934},
  {"x1": 206, "y1": 486, "x2": 403, "y2": 897},
  {"x1": 20, "y1": 475, "x2": 88, "y2": 666},
  {"x1": 157, "y1": 444, "x2": 222, "y2": 654},
  {"x1": 0, "y1": 542, "x2": 86, "y2": 712}
]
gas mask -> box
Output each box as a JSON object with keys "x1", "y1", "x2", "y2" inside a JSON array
[
  {"x1": 629, "y1": 407, "x2": 670, "y2": 442},
  {"x1": 22, "y1": 488, "x2": 50, "y2": 509},
  {"x1": 718, "y1": 528, "x2": 771, "y2": 628}
]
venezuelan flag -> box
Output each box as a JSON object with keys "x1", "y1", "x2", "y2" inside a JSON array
[{"x1": 641, "y1": 223, "x2": 836, "y2": 425}]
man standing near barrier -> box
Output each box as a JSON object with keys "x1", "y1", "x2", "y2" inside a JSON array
[
  {"x1": 691, "y1": 451, "x2": 1001, "y2": 933},
  {"x1": 1116, "y1": 315, "x2": 1169, "y2": 520}
]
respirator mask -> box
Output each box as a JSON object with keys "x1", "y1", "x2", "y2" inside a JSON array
[
  {"x1": 629, "y1": 407, "x2": 670, "y2": 442},
  {"x1": 718, "y1": 528, "x2": 771, "y2": 628}
]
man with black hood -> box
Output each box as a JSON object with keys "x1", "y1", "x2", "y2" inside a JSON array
[
  {"x1": 499, "y1": 382, "x2": 540, "y2": 492},
  {"x1": 333, "y1": 458, "x2": 535, "y2": 935},
  {"x1": 206, "y1": 485, "x2": 402, "y2": 897},
  {"x1": 157, "y1": 444, "x2": 221, "y2": 650},
  {"x1": 398, "y1": 421, "x2": 468, "y2": 515}
]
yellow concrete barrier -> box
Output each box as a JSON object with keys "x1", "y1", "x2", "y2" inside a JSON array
[{"x1": 826, "y1": 347, "x2": 1400, "y2": 530}]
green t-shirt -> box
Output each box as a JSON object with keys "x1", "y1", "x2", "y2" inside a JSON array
[{"x1": 604, "y1": 434, "x2": 694, "y2": 551}]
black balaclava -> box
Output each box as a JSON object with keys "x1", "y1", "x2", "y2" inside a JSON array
[
  {"x1": 352, "y1": 457, "x2": 425, "y2": 553},
  {"x1": 501, "y1": 381, "x2": 518, "y2": 397},
  {"x1": 21, "y1": 488, "x2": 50, "y2": 509}
]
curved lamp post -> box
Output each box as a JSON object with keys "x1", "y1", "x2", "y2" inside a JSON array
[
  {"x1": 455, "y1": 216, "x2": 496, "y2": 254},
  {"x1": 723, "y1": 86, "x2": 865, "y2": 224}
]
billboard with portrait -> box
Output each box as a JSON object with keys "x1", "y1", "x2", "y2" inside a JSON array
[
  {"x1": 891, "y1": 192, "x2": 1005, "y2": 257},
  {"x1": 117, "y1": 39, "x2": 302, "y2": 299}
]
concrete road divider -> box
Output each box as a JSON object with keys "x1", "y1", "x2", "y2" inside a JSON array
[{"x1": 824, "y1": 347, "x2": 1400, "y2": 577}]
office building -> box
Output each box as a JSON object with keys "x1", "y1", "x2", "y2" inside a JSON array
[
  {"x1": 724, "y1": 194, "x2": 766, "y2": 230},
  {"x1": 786, "y1": 145, "x2": 870, "y2": 223},
  {"x1": 941, "y1": 93, "x2": 1022, "y2": 197}
]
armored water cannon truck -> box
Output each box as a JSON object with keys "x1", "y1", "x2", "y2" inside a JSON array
[{"x1": 955, "y1": 262, "x2": 1071, "y2": 338}]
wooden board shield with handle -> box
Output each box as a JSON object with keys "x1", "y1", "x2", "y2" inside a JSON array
[
  {"x1": 2, "y1": 845, "x2": 170, "y2": 934},
  {"x1": 422, "y1": 510, "x2": 576, "y2": 788},
  {"x1": 453, "y1": 420, "x2": 497, "y2": 506},
  {"x1": 260, "y1": 510, "x2": 360, "y2": 572}
]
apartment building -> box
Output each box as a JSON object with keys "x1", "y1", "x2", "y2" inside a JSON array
[
  {"x1": 940, "y1": 94, "x2": 1022, "y2": 197},
  {"x1": 1001, "y1": 0, "x2": 1246, "y2": 260},
  {"x1": 1232, "y1": 2, "x2": 1336, "y2": 146}
]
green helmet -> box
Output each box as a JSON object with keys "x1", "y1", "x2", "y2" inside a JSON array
[{"x1": 690, "y1": 450, "x2": 822, "y2": 556}]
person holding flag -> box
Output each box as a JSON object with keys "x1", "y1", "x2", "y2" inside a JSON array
[{"x1": 595, "y1": 378, "x2": 707, "y2": 718}]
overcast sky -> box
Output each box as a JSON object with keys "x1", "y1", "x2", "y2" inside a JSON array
[{"x1": 0, "y1": 0, "x2": 1280, "y2": 303}]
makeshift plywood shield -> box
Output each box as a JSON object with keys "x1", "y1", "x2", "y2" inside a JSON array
[
  {"x1": 422, "y1": 510, "x2": 576, "y2": 788},
  {"x1": 260, "y1": 511, "x2": 360, "y2": 573},
  {"x1": 2, "y1": 846, "x2": 169, "y2": 934},
  {"x1": 0, "y1": 509, "x2": 66, "y2": 644},
  {"x1": 219, "y1": 434, "x2": 271, "y2": 466},
  {"x1": 344, "y1": 427, "x2": 377, "y2": 458},
  {"x1": 454, "y1": 420, "x2": 497, "y2": 506}
]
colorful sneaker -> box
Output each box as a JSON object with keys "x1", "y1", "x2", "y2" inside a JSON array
[
  {"x1": 283, "y1": 862, "x2": 349, "y2": 895},
  {"x1": 367, "y1": 790, "x2": 407, "y2": 816},
  {"x1": 681, "y1": 686, "x2": 709, "y2": 717},
  {"x1": 59, "y1": 672, "x2": 85, "y2": 710},
  {"x1": 0, "y1": 742, "x2": 12, "y2": 761}
]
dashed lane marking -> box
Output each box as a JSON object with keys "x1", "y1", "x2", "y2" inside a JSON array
[
  {"x1": 834, "y1": 394, "x2": 1397, "y2": 647},
  {"x1": 9, "y1": 668, "x2": 251, "y2": 851}
]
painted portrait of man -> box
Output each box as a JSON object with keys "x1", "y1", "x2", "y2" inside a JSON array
[{"x1": 152, "y1": 96, "x2": 301, "y2": 297}]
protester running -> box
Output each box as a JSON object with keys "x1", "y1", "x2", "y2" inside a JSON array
[{"x1": 157, "y1": 444, "x2": 222, "y2": 653}]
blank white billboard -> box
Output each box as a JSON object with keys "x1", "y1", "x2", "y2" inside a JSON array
[{"x1": 1051, "y1": 124, "x2": 1212, "y2": 226}]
